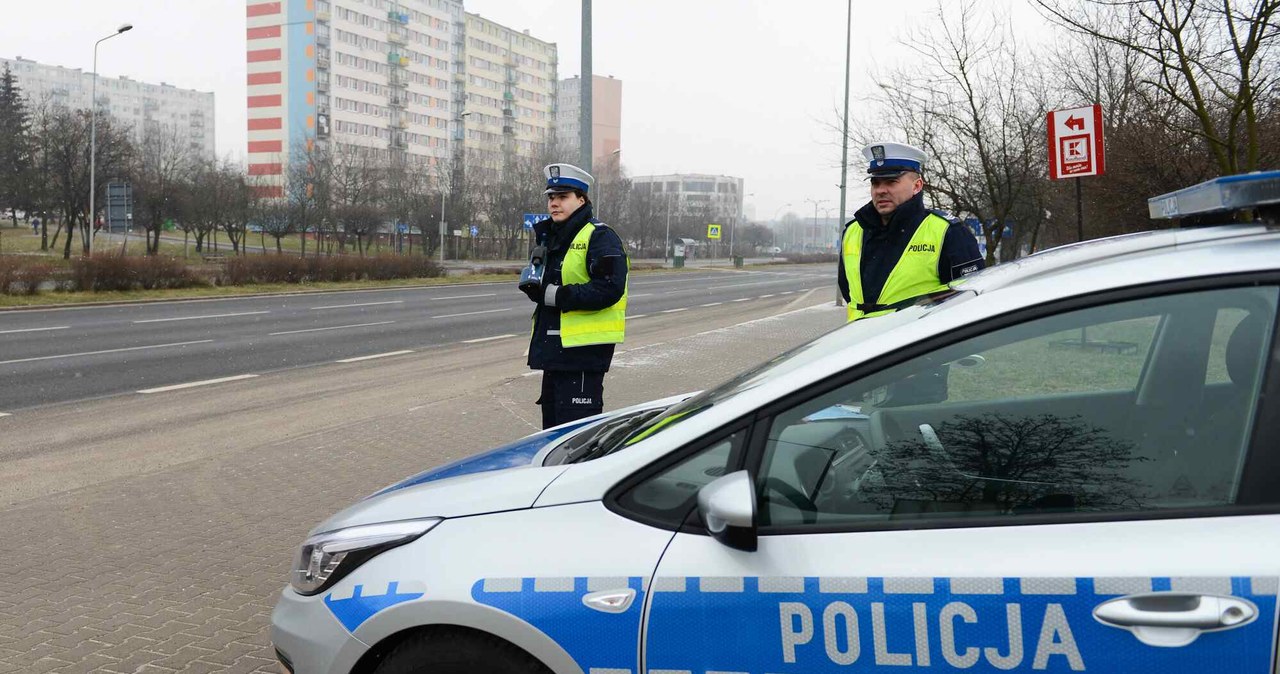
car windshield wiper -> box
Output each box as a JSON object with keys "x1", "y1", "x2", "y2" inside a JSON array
[{"x1": 566, "y1": 410, "x2": 662, "y2": 464}]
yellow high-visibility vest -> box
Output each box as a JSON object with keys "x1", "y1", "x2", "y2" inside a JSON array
[
  {"x1": 558, "y1": 222, "x2": 627, "y2": 346},
  {"x1": 842, "y1": 214, "x2": 949, "y2": 322}
]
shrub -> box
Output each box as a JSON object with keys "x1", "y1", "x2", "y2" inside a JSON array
[
  {"x1": 68, "y1": 255, "x2": 207, "y2": 292},
  {"x1": 0, "y1": 257, "x2": 58, "y2": 296},
  {"x1": 222, "y1": 253, "x2": 444, "y2": 285},
  {"x1": 782, "y1": 253, "x2": 838, "y2": 264}
]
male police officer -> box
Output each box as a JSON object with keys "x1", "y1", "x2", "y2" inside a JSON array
[
  {"x1": 522, "y1": 163, "x2": 629, "y2": 429},
  {"x1": 838, "y1": 142, "x2": 984, "y2": 322}
]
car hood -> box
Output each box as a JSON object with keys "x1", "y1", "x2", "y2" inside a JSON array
[
  {"x1": 314, "y1": 394, "x2": 692, "y2": 533},
  {"x1": 370, "y1": 418, "x2": 597, "y2": 498}
]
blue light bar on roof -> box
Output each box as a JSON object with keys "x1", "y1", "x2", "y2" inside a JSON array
[{"x1": 1148, "y1": 171, "x2": 1280, "y2": 219}]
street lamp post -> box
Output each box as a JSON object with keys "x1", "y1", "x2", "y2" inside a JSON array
[
  {"x1": 598, "y1": 148, "x2": 620, "y2": 219},
  {"x1": 803, "y1": 198, "x2": 828, "y2": 252},
  {"x1": 88, "y1": 23, "x2": 133, "y2": 257},
  {"x1": 771, "y1": 203, "x2": 792, "y2": 250},
  {"x1": 664, "y1": 192, "x2": 673, "y2": 265}
]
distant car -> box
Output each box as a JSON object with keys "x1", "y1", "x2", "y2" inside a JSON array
[
  {"x1": 273, "y1": 174, "x2": 1280, "y2": 673},
  {"x1": 766, "y1": 246, "x2": 782, "y2": 255}
]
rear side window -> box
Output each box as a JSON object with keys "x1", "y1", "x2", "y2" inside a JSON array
[{"x1": 755, "y1": 285, "x2": 1278, "y2": 529}]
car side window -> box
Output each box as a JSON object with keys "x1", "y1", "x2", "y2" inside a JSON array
[
  {"x1": 615, "y1": 429, "x2": 746, "y2": 527},
  {"x1": 757, "y1": 286, "x2": 1278, "y2": 529}
]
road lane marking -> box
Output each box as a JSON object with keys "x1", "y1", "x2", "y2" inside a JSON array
[
  {"x1": 759, "y1": 294, "x2": 776, "y2": 299},
  {"x1": 627, "y1": 314, "x2": 648, "y2": 320},
  {"x1": 435, "y1": 308, "x2": 511, "y2": 319},
  {"x1": 336, "y1": 350, "x2": 415, "y2": 363},
  {"x1": 462, "y1": 334, "x2": 516, "y2": 344},
  {"x1": 132, "y1": 311, "x2": 269, "y2": 324},
  {"x1": 0, "y1": 326, "x2": 70, "y2": 335},
  {"x1": 432, "y1": 293, "x2": 496, "y2": 300},
  {"x1": 731, "y1": 298, "x2": 752, "y2": 302},
  {"x1": 660, "y1": 308, "x2": 689, "y2": 314},
  {"x1": 137, "y1": 374, "x2": 259, "y2": 394},
  {"x1": 269, "y1": 321, "x2": 394, "y2": 336},
  {"x1": 629, "y1": 293, "x2": 653, "y2": 298},
  {"x1": 0, "y1": 413, "x2": 9, "y2": 418},
  {"x1": 0, "y1": 340, "x2": 214, "y2": 366},
  {"x1": 311, "y1": 301, "x2": 404, "y2": 310},
  {"x1": 700, "y1": 302, "x2": 723, "y2": 307}
]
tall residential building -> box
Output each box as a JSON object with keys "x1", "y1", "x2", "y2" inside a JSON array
[
  {"x1": 1, "y1": 56, "x2": 215, "y2": 160},
  {"x1": 246, "y1": 0, "x2": 462, "y2": 196},
  {"x1": 631, "y1": 173, "x2": 745, "y2": 226},
  {"x1": 461, "y1": 13, "x2": 557, "y2": 172},
  {"x1": 555, "y1": 74, "x2": 621, "y2": 165}
]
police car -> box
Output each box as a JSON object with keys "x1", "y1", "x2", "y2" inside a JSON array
[{"x1": 273, "y1": 173, "x2": 1280, "y2": 673}]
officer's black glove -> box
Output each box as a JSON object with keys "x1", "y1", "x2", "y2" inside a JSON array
[{"x1": 520, "y1": 282, "x2": 542, "y2": 304}]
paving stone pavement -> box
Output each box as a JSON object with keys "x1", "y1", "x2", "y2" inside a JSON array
[{"x1": 0, "y1": 301, "x2": 844, "y2": 673}]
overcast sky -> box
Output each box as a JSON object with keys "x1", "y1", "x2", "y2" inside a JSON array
[{"x1": 3, "y1": 0, "x2": 1045, "y2": 221}]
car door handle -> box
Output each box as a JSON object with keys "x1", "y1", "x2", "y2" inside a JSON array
[{"x1": 1093, "y1": 593, "x2": 1257, "y2": 647}]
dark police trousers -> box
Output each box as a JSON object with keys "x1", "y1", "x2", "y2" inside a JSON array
[{"x1": 538, "y1": 370, "x2": 605, "y2": 429}]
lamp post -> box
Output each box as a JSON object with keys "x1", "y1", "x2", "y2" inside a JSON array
[
  {"x1": 598, "y1": 148, "x2": 620, "y2": 219},
  {"x1": 771, "y1": 202, "x2": 792, "y2": 250},
  {"x1": 88, "y1": 22, "x2": 133, "y2": 257},
  {"x1": 803, "y1": 198, "x2": 828, "y2": 252},
  {"x1": 664, "y1": 191, "x2": 673, "y2": 264},
  {"x1": 441, "y1": 111, "x2": 471, "y2": 264}
]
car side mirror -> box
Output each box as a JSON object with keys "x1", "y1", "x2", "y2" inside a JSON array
[{"x1": 697, "y1": 470, "x2": 757, "y2": 552}]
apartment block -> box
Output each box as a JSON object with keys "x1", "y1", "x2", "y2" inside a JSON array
[
  {"x1": 1, "y1": 56, "x2": 215, "y2": 160},
  {"x1": 555, "y1": 74, "x2": 621, "y2": 166}
]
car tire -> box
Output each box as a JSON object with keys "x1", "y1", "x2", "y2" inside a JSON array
[{"x1": 375, "y1": 628, "x2": 551, "y2": 674}]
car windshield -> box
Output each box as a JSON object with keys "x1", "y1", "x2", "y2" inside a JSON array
[{"x1": 618, "y1": 291, "x2": 974, "y2": 447}]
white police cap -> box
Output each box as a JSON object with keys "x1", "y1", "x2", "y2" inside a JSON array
[
  {"x1": 862, "y1": 142, "x2": 927, "y2": 178},
  {"x1": 543, "y1": 163, "x2": 594, "y2": 195}
]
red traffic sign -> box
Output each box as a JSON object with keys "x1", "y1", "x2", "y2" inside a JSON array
[{"x1": 1048, "y1": 104, "x2": 1105, "y2": 179}]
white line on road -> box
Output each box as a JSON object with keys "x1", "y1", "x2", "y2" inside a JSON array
[
  {"x1": 0, "y1": 326, "x2": 70, "y2": 335},
  {"x1": 137, "y1": 374, "x2": 259, "y2": 394},
  {"x1": 435, "y1": 308, "x2": 511, "y2": 319},
  {"x1": 661, "y1": 308, "x2": 689, "y2": 314},
  {"x1": 269, "y1": 321, "x2": 394, "y2": 336},
  {"x1": 462, "y1": 334, "x2": 517, "y2": 344},
  {"x1": 0, "y1": 412, "x2": 9, "y2": 418},
  {"x1": 0, "y1": 340, "x2": 214, "y2": 366},
  {"x1": 759, "y1": 294, "x2": 776, "y2": 299},
  {"x1": 627, "y1": 314, "x2": 648, "y2": 320},
  {"x1": 432, "y1": 293, "x2": 496, "y2": 300},
  {"x1": 132, "y1": 311, "x2": 269, "y2": 324},
  {"x1": 629, "y1": 293, "x2": 653, "y2": 298},
  {"x1": 700, "y1": 302, "x2": 723, "y2": 307},
  {"x1": 335, "y1": 350, "x2": 415, "y2": 363},
  {"x1": 311, "y1": 301, "x2": 404, "y2": 310},
  {"x1": 731, "y1": 298, "x2": 752, "y2": 302}
]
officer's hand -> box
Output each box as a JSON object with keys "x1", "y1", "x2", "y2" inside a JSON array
[{"x1": 519, "y1": 282, "x2": 542, "y2": 304}]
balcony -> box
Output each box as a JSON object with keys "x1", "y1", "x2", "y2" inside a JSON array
[
  {"x1": 317, "y1": 55, "x2": 331, "y2": 69},
  {"x1": 316, "y1": 9, "x2": 330, "y2": 21},
  {"x1": 388, "y1": 31, "x2": 407, "y2": 45},
  {"x1": 316, "y1": 78, "x2": 329, "y2": 92},
  {"x1": 389, "y1": 95, "x2": 406, "y2": 108}
]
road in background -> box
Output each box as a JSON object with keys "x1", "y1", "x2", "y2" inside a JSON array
[{"x1": 0, "y1": 265, "x2": 831, "y2": 411}]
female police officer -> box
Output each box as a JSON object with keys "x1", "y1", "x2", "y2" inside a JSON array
[{"x1": 521, "y1": 163, "x2": 629, "y2": 429}]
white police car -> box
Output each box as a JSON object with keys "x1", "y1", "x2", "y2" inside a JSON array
[{"x1": 273, "y1": 173, "x2": 1280, "y2": 673}]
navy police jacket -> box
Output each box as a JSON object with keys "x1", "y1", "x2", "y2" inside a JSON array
[
  {"x1": 837, "y1": 192, "x2": 985, "y2": 306},
  {"x1": 527, "y1": 203, "x2": 628, "y2": 372}
]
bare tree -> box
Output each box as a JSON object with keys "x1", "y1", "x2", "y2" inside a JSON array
[
  {"x1": 133, "y1": 123, "x2": 196, "y2": 254},
  {"x1": 868, "y1": 0, "x2": 1049, "y2": 262},
  {"x1": 328, "y1": 144, "x2": 385, "y2": 256},
  {"x1": 1032, "y1": 0, "x2": 1280, "y2": 175},
  {"x1": 31, "y1": 106, "x2": 132, "y2": 258}
]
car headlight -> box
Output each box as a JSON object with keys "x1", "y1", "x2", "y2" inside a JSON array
[{"x1": 290, "y1": 518, "x2": 441, "y2": 596}]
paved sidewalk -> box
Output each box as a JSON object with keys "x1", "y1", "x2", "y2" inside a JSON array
[{"x1": 0, "y1": 299, "x2": 844, "y2": 673}]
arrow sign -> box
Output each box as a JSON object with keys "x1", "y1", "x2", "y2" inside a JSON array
[
  {"x1": 1048, "y1": 105, "x2": 1104, "y2": 179},
  {"x1": 523, "y1": 213, "x2": 550, "y2": 230}
]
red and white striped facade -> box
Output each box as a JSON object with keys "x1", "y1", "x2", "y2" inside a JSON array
[{"x1": 246, "y1": 0, "x2": 316, "y2": 198}]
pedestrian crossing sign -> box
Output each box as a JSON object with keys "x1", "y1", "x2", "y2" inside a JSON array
[{"x1": 707, "y1": 224, "x2": 722, "y2": 240}]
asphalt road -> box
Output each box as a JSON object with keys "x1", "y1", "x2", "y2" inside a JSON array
[{"x1": 0, "y1": 265, "x2": 833, "y2": 412}]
